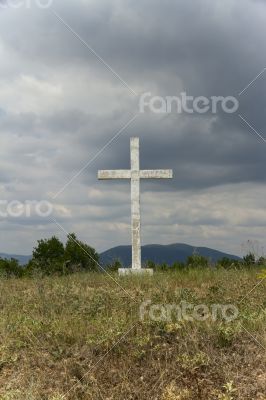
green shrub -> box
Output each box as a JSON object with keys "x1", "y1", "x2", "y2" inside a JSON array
[
  {"x1": 257, "y1": 256, "x2": 266, "y2": 266},
  {"x1": 144, "y1": 260, "x2": 156, "y2": 270},
  {"x1": 31, "y1": 236, "x2": 65, "y2": 275},
  {"x1": 0, "y1": 258, "x2": 23, "y2": 278},
  {"x1": 216, "y1": 257, "x2": 240, "y2": 269},
  {"x1": 27, "y1": 233, "x2": 99, "y2": 276},
  {"x1": 186, "y1": 254, "x2": 208, "y2": 268},
  {"x1": 154, "y1": 262, "x2": 169, "y2": 271},
  {"x1": 107, "y1": 259, "x2": 122, "y2": 272},
  {"x1": 172, "y1": 261, "x2": 185, "y2": 270},
  {"x1": 64, "y1": 233, "x2": 99, "y2": 272},
  {"x1": 243, "y1": 252, "x2": 256, "y2": 266}
]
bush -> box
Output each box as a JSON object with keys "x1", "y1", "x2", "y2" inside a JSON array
[
  {"x1": 28, "y1": 233, "x2": 99, "y2": 276},
  {"x1": 216, "y1": 257, "x2": 239, "y2": 269},
  {"x1": 144, "y1": 260, "x2": 156, "y2": 270},
  {"x1": 0, "y1": 258, "x2": 23, "y2": 278},
  {"x1": 172, "y1": 261, "x2": 185, "y2": 270},
  {"x1": 154, "y1": 262, "x2": 169, "y2": 272},
  {"x1": 243, "y1": 252, "x2": 256, "y2": 267},
  {"x1": 31, "y1": 236, "x2": 65, "y2": 274},
  {"x1": 64, "y1": 233, "x2": 99, "y2": 272},
  {"x1": 257, "y1": 256, "x2": 266, "y2": 266},
  {"x1": 107, "y1": 259, "x2": 122, "y2": 272},
  {"x1": 186, "y1": 254, "x2": 208, "y2": 268}
]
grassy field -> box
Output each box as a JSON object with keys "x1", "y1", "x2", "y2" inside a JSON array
[{"x1": 0, "y1": 268, "x2": 265, "y2": 400}]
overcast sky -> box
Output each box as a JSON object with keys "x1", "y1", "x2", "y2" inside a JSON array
[{"x1": 0, "y1": 0, "x2": 266, "y2": 256}]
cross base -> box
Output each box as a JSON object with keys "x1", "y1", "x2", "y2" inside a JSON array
[{"x1": 118, "y1": 268, "x2": 154, "y2": 276}]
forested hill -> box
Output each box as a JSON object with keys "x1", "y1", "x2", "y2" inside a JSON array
[{"x1": 100, "y1": 243, "x2": 240, "y2": 267}]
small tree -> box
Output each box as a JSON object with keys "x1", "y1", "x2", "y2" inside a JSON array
[
  {"x1": 64, "y1": 233, "x2": 99, "y2": 272},
  {"x1": 172, "y1": 261, "x2": 185, "y2": 270},
  {"x1": 187, "y1": 254, "x2": 208, "y2": 268},
  {"x1": 0, "y1": 258, "x2": 23, "y2": 278},
  {"x1": 108, "y1": 259, "x2": 122, "y2": 272},
  {"x1": 216, "y1": 257, "x2": 238, "y2": 269},
  {"x1": 145, "y1": 260, "x2": 156, "y2": 270},
  {"x1": 257, "y1": 256, "x2": 266, "y2": 266},
  {"x1": 155, "y1": 262, "x2": 169, "y2": 271},
  {"x1": 31, "y1": 236, "x2": 65, "y2": 274},
  {"x1": 243, "y1": 252, "x2": 256, "y2": 266}
]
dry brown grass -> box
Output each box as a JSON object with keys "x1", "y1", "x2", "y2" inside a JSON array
[{"x1": 0, "y1": 268, "x2": 265, "y2": 399}]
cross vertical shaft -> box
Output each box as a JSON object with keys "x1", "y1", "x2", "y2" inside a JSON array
[{"x1": 130, "y1": 137, "x2": 141, "y2": 270}]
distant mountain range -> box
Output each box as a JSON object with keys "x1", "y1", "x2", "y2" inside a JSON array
[{"x1": 100, "y1": 243, "x2": 241, "y2": 267}]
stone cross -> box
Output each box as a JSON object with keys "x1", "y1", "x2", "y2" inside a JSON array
[{"x1": 98, "y1": 137, "x2": 173, "y2": 275}]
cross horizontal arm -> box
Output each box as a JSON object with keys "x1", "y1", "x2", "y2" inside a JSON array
[
  {"x1": 140, "y1": 170, "x2": 173, "y2": 179},
  {"x1": 98, "y1": 170, "x2": 131, "y2": 180}
]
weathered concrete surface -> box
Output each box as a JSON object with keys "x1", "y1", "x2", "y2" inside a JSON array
[
  {"x1": 118, "y1": 268, "x2": 154, "y2": 276},
  {"x1": 130, "y1": 137, "x2": 141, "y2": 270},
  {"x1": 140, "y1": 170, "x2": 173, "y2": 179},
  {"x1": 98, "y1": 170, "x2": 131, "y2": 179},
  {"x1": 98, "y1": 137, "x2": 173, "y2": 272}
]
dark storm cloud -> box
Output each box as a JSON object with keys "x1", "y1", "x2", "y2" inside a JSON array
[
  {"x1": 13, "y1": 0, "x2": 264, "y2": 191},
  {"x1": 2, "y1": 1, "x2": 266, "y2": 190}
]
